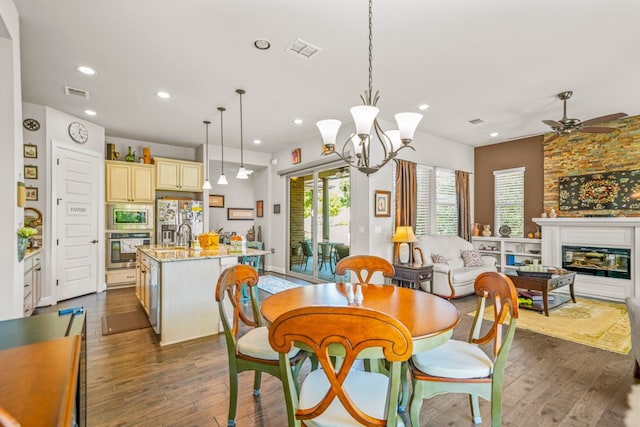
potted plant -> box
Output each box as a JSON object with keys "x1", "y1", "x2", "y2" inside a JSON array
[{"x1": 17, "y1": 226, "x2": 37, "y2": 262}]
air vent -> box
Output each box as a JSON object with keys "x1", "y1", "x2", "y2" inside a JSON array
[
  {"x1": 64, "y1": 86, "x2": 90, "y2": 99},
  {"x1": 286, "y1": 38, "x2": 322, "y2": 59},
  {"x1": 468, "y1": 118, "x2": 484, "y2": 125}
]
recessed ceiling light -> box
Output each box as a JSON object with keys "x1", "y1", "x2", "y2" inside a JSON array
[
  {"x1": 84, "y1": 110, "x2": 97, "y2": 116},
  {"x1": 156, "y1": 91, "x2": 171, "y2": 99},
  {"x1": 418, "y1": 104, "x2": 430, "y2": 111},
  {"x1": 253, "y1": 39, "x2": 271, "y2": 50},
  {"x1": 293, "y1": 118, "x2": 303, "y2": 125},
  {"x1": 253, "y1": 139, "x2": 262, "y2": 144},
  {"x1": 490, "y1": 132, "x2": 499, "y2": 137},
  {"x1": 77, "y1": 65, "x2": 96, "y2": 75}
]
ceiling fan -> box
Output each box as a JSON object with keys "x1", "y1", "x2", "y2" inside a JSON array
[{"x1": 542, "y1": 91, "x2": 627, "y2": 145}]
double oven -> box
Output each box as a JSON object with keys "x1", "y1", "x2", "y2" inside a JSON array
[{"x1": 106, "y1": 204, "x2": 154, "y2": 269}]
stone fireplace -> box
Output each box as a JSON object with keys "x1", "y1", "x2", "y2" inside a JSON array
[{"x1": 534, "y1": 217, "x2": 640, "y2": 301}]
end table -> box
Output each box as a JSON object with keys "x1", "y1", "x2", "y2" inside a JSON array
[{"x1": 392, "y1": 263, "x2": 433, "y2": 292}]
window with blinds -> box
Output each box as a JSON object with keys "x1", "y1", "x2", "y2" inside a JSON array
[
  {"x1": 436, "y1": 168, "x2": 457, "y2": 235},
  {"x1": 494, "y1": 167, "x2": 525, "y2": 237}
]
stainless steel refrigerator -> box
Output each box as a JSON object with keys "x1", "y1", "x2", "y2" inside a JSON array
[{"x1": 156, "y1": 199, "x2": 204, "y2": 245}]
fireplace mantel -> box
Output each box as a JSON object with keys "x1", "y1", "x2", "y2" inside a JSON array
[{"x1": 534, "y1": 217, "x2": 640, "y2": 301}]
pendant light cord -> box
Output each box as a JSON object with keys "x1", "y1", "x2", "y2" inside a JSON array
[
  {"x1": 236, "y1": 89, "x2": 246, "y2": 167},
  {"x1": 218, "y1": 107, "x2": 225, "y2": 174},
  {"x1": 203, "y1": 120, "x2": 210, "y2": 180},
  {"x1": 368, "y1": 0, "x2": 373, "y2": 99}
]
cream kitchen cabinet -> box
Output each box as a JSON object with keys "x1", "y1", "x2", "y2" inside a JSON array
[
  {"x1": 105, "y1": 161, "x2": 155, "y2": 203},
  {"x1": 154, "y1": 157, "x2": 203, "y2": 192},
  {"x1": 23, "y1": 249, "x2": 42, "y2": 317}
]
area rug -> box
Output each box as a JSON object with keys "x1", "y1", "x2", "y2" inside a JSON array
[
  {"x1": 469, "y1": 297, "x2": 631, "y2": 354},
  {"x1": 257, "y1": 275, "x2": 305, "y2": 294},
  {"x1": 101, "y1": 309, "x2": 151, "y2": 336}
]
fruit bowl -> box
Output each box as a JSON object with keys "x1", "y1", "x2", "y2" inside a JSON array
[{"x1": 198, "y1": 232, "x2": 220, "y2": 250}]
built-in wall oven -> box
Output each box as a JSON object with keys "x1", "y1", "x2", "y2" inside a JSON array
[{"x1": 106, "y1": 231, "x2": 152, "y2": 269}]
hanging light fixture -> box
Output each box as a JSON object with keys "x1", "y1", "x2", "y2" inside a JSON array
[
  {"x1": 316, "y1": 0, "x2": 423, "y2": 175},
  {"x1": 217, "y1": 107, "x2": 228, "y2": 185},
  {"x1": 236, "y1": 89, "x2": 253, "y2": 179},
  {"x1": 202, "y1": 120, "x2": 212, "y2": 190}
]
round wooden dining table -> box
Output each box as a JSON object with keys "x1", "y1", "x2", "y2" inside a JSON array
[{"x1": 261, "y1": 282, "x2": 461, "y2": 354}]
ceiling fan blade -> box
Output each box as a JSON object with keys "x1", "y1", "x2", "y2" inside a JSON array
[
  {"x1": 542, "y1": 133, "x2": 559, "y2": 145},
  {"x1": 580, "y1": 112, "x2": 628, "y2": 127},
  {"x1": 542, "y1": 119, "x2": 563, "y2": 128},
  {"x1": 580, "y1": 126, "x2": 618, "y2": 134}
]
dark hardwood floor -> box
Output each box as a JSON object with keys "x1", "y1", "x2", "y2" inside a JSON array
[{"x1": 39, "y1": 275, "x2": 637, "y2": 426}]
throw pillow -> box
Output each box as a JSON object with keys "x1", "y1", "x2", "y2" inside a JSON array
[
  {"x1": 431, "y1": 253, "x2": 448, "y2": 264},
  {"x1": 461, "y1": 249, "x2": 484, "y2": 267}
]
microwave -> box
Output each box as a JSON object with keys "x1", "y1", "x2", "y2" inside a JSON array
[{"x1": 106, "y1": 203, "x2": 154, "y2": 230}]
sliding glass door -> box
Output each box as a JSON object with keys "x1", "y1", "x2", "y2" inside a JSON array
[{"x1": 288, "y1": 166, "x2": 350, "y2": 282}]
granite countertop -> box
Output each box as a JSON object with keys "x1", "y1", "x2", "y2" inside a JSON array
[
  {"x1": 24, "y1": 248, "x2": 43, "y2": 259},
  {"x1": 138, "y1": 244, "x2": 270, "y2": 263}
]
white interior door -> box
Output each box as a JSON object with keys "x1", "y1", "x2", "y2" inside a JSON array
[{"x1": 55, "y1": 145, "x2": 100, "y2": 301}]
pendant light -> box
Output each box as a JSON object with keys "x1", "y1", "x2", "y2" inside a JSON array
[
  {"x1": 236, "y1": 89, "x2": 253, "y2": 179},
  {"x1": 217, "y1": 107, "x2": 228, "y2": 185},
  {"x1": 202, "y1": 120, "x2": 212, "y2": 190}
]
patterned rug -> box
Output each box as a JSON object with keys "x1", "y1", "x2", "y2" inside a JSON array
[
  {"x1": 258, "y1": 275, "x2": 305, "y2": 294},
  {"x1": 470, "y1": 297, "x2": 631, "y2": 354}
]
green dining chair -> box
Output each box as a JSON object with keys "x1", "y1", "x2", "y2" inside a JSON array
[
  {"x1": 215, "y1": 264, "x2": 309, "y2": 427},
  {"x1": 408, "y1": 272, "x2": 519, "y2": 426},
  {"x1": 269, "y1": 305, "x2": 413, "y2": 427}
]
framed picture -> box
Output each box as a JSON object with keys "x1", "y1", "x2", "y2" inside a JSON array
[
  {"x1": 228, "y1": 208, "x2": 254, "y2": 220},
  {"x1": 256, "y1": 200, "x2": 264, "y2": 217},
  {"x1": 23, "y1": 144, "x2": 37, "y2": 158},
  {"x1": 374, "y1": 190, "x2": 391, "y2": 217},
  {"x1": 273, "y1": 203, "x2": 281, "y2": 214},
  {"x1": 25, "y1": 187, "x2": 38, "y2": 201},
  {"x1": 209, "y1": 194, "x2": 225, "y2": 208},
  {"x1": 24, "y1": 165, "x2": 38, "y2": 180},
  {"x1": 291, "y1": 148, "x2": 301, "y2": 164}
]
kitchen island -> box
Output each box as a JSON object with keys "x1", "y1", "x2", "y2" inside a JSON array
[{"x1": 136, "y1": 244, "x2": 270, "y2": 346}]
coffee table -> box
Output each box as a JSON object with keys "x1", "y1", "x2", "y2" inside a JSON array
[{"x1": 505, "y1": 270, "x2": 576, "y2": 316}]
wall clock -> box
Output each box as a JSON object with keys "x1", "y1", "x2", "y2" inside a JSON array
[
  {"x1": 23, "y1": 118, "x2": 40, "y2": 131},
  {"x1": 68, "y1": 122, "x2": 89, "y2": 144}
]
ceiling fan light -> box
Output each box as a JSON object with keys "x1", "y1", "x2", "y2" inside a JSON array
[
  {"x1": 395, "y1": 112, "x2": 423, "y2": 142},
  {"x1": 350, "y1": 105, "x2": 379, "y2": 136},
  {"x1": 316, "y1": 119, "x2": 342, "y2": 147},
  {"x1": 217, "y1": 173, "x2": 228, "y2": 185}
]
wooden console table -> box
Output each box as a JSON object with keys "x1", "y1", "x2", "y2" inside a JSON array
[{"x1": 392, "y1": 263, "x2": 433, "y2": 292}]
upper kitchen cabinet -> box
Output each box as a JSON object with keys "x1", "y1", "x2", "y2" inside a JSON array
[
  {"x1": 106, "y1": 161, "x2": 155, "y2": 203},
  {"x1": 154, "y1": 157, "x2": 203, "y2": 192}
]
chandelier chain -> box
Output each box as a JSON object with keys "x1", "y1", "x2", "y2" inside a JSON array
[{"x1": 368, "y1": 0, "x2": 373, "y2": 100}]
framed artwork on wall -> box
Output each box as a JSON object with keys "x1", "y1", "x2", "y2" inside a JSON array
[
  {"x1": 228, "y1": 208, "x2": 254, "y2": 220},
  {"x1": 374, "y1": 190, "x2": 391, "y2": 217},
  {"x1": 25, "y1": 187, "x2": 38, "y2": 201},
  {"x1": 291, "y1": 148, "x2": 301, "y2": 164},
  {"x1": 23, "y1": 144, "x2": 37, "y2": 158},
  {"x1": 24, "y1": 165, "x2": 38, "y2": 179},
  {"x1": 209, "y1": 194, "x2": 225, "y2": 208},
  {"x1": 256, "y1": 200, "x2": 264, "y2": 217}
]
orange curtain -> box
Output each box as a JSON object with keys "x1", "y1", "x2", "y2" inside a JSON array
[
  {"x1": 456, "y1": 170, "x2": 471, "y2": 241},
  {"x1": 395, "y1": 160, "x2": 417, "y2": 262}
]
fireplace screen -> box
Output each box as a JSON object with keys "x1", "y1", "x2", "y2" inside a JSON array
[{"x1": 562, "y1": 245, "x2": 630, "y2": 279}]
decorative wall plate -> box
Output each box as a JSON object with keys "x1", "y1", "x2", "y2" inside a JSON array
[
  {"x1": 499, "y1": 224, "x2": 512, "y2": 237},
  {"x1": 23, "y1": 118, "x2": 40, "y2": 131}
]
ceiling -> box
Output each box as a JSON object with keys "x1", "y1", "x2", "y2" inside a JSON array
[{"x1": 14, "y1": 0, "x2": 640, "y2": 155}]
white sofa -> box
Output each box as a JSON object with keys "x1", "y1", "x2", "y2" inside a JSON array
[{"x1": 416, "y1": 235, "x2": 497, "y2": 299}]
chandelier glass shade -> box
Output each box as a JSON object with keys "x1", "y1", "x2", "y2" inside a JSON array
[
  {"x1": 216, "y1": 107, "x2": 228, "y2": 185},
  {"x1": 316, "y1": 0, "x2": 423, "y2": 175},
  {"x1": 202, "y1": 120, "x2": 212, "y2": 190}
]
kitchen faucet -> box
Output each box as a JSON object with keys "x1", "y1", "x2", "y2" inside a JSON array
[{"x1": 176, "y1": 223, "x2": 192, "y2": 248}]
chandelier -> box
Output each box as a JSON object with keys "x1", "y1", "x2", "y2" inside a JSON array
[{"x1": 316, "y1": 0, "x2": 423, "y2": 175}]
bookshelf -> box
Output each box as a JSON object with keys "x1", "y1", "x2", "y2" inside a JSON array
[{"x1": 471, "y1": 236, "x2": 542, "y2": 272}]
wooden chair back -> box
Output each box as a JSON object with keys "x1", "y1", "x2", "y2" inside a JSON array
[
  {"x1": 269, "y1": 305, "x2": 412, "y2": 426},
  {"x1": 335, "y1": 255, "x2": 395, "y2": 284},
  {"x1": 215, "y1": 264, "x2": 262, "y2": 344},
  {"x1": 0, "y1": 406, "x2": 20, "y2": 427},
  {"x1": 470, "y1": 272, "x2": 520, "y2": 359}
]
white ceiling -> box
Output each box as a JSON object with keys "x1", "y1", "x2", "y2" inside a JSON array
[{"x1": 14, "y1": 0, "x2": 640, "y2": 154}]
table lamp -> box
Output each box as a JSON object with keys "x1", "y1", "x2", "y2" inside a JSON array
[{"x1": 392, "y1": 226, "x2": 417, "y2": 264}]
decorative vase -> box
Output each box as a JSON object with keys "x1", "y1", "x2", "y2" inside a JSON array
[
  {"x1": 482, "y1": 224, "x2": 492, "y2": 237},
  {"x1": 17, "y1": 236, "x2": 27, "y2": 262},
  {"x1": 124, "y1": 146, "x2": 136, "y2": 162},
  {"x1": 472, "y1": 223, "x2": 480, "y2": 237}
]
